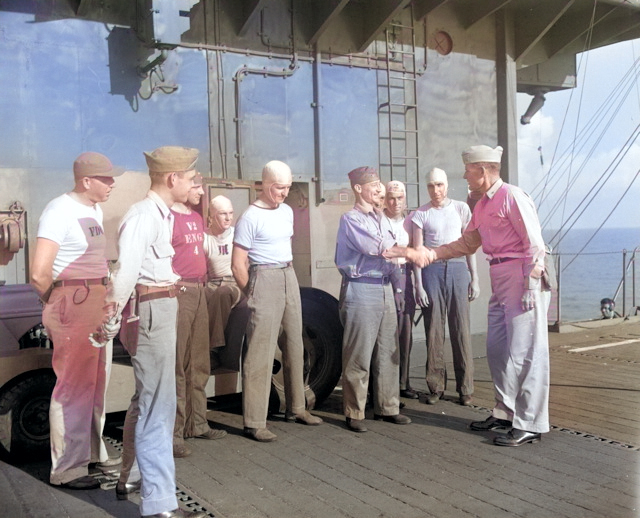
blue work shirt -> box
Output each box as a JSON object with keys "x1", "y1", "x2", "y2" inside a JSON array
[{"x1": 335, "y1": 206, "x2": 397, "y2": 279}]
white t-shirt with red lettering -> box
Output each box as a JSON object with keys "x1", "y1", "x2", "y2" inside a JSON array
[{"x1": 37, "y1": 194, "x2": 108, "y2": 281}]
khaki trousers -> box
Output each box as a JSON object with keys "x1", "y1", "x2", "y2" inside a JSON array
[
  {"x1": 174, "y1": 285, "x2": 211, "y2": 444},
  {"x1": 340, "y1": 281, "x2": 400, "y2": 420},
  {"x1": 206, "y1": 279, "x2": 242, "y2": 348},
  {"x1": 44, "y1": 284, "x2": 110, "y2": 485},
  {"x1": 242, "y1": 266, "x2": 305, "y2": 429}
]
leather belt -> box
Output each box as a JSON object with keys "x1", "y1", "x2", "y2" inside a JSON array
[
  {"x1": 177, "y1": 279, "x2": 206, "y2": 288},
  {"x1": 489, "y1": 257, "x2": 519, "y2": 266},
  {"x1": 53, "y1": 277, "x2": 108, "y2": 288},
  {"x1": 136, "y1": 284, "x2": 179, "y2": 303},
  {"x1": 209, "y1": 276, "x2": 235, "y2": 286},
  {"x1": 249, "y1": 261, "x2": 292, "y2": 271},
  {"x1": 348, "y1": 276, "x2": 390, "y2": 285}
]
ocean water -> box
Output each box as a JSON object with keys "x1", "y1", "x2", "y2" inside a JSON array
[{"x1": 543, "y1": 227, "x2": 640, "y2": 322}]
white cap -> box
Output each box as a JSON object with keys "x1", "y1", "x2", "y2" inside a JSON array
[
  {"x1": 386, "y1": 180, "x2": 406, "y2": 195},
  {"x1": 427, "y1": 167, "x2": 448, "y2": 186},
  {"x1": 462, "y1": 145, "x2": 503, "y2": 164}
]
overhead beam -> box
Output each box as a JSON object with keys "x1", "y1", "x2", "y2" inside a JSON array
[
  {"x1": 556, "y1": 12, "x2": 640, "y2": 57},
  {"x1": 460, "y1": 0, "x2": 513, "y2": 30},
  {"x1": 514, "y1": 0, "x2": 575, "y2": 62},
  {"x1": 412, "y1": 0, "x2": 451, "y2": 21},
  {"x1": 308, "y1": 0, "x2": 350, "y2": 46},
  {"x1": 541, "y1": 3, "x2": 617, "y2": 60},
  {"x1": 237, "y1": 0, "x2": 268, "y2": 37},
  {"x1": 356, "y1": 0, "x2": 412, "y2": 53}
]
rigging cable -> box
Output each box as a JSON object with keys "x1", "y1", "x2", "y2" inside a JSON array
[
  {"x1": 548, "y1": 121, "x2": 640, "y2": 250},
  {"x1": 531, "y1": 54, "x2": 640, "y2": 205},
  {"x1": 539, "y1": 72, "x2": 640, "y2": 230},
  {"x1": 561, "y1": 166, "x2": 640, "y2": 271}
]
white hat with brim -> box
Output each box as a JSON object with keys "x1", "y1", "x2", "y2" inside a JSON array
[{"x1": 462, "y1": 145, "x2": 503, "y2": 164}]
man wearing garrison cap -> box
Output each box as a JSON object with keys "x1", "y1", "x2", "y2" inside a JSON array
[
  {"x1": 334, "y1": 167, "x2": 411, "y2": 433},
  {"x1": 31, "y1": 152, "x2": 123, "y2": 490},
  {"x1": 388, "y1": 145, "x2": 551, "y2": 447},
  {"x1": 102, "y1": 146, "x2": 206, "y2": 518}
]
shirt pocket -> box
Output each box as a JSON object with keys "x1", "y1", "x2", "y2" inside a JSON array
[{"x1": 151, "y1": 241, "x2": 175, "y2": 280}]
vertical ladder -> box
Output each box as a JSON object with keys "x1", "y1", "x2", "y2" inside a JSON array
[{"x1": 376, "y1": 15, "x2": 421, "y2": 208}]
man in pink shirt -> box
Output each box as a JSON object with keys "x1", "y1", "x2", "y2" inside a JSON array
[{"x1": 388, "y1": 145, "x2": 551, "y2": 447}]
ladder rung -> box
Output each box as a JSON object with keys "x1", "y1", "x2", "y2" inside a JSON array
[
  {"x1": 392, "y1": 129, "x2": 419, "y2": 134},
  {"x1": 389, "y1": 49, "x2": 415, "y2": 56},
  {"x1": 387, "y1": 74, "x2": 417, "y2": 81},
  {"x1": 389, "y1": 102, "x2": 417, "y2": 108},
  {"x1": 389, "y1": 23, "x2": 415, "y2": 30},
  {"x1": 391, "y1": 156, "x2": 419, "y2": 160}
]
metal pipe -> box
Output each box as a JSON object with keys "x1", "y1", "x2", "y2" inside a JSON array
[
  {"x1": 312, "y1": 45, "x2": 325, "y2": 205},
  {"x1": 633, "y1": 247, "x2": 637, "y2": 312},
  {"x1": 556, "y1": 254, "x2": 562, "y2": 324},
  {"x1": 138, "y1": 48, "x2": 169, "y2": 76},
  {"x1": 598, "y1": 0, "x2": 640, "y2": 8},
  {"x1": 623, "y1": 249, "x2": 627, "y2": 317},
  {"x1": 233, "y1": 54, "x2": 299, "y2": 178}
]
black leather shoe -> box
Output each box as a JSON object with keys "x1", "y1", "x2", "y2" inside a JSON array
[
  {"x1": 58, "y1": 475, "x2": 100, "y2": 490},
  {"x1": 141, "y1": 508, "x2": 207, "y2": 518},
  {"x1": 116, "y1": 479, "x2": 141, "y2": 500},
  {"x1": 400, "y1": 388, "x2": 419, "y2": 399},
  {"x1": 373, "y1": 414, "x2": 411, "y2": 424},
  {"x1": 469, "y1": 416, "x2": 512, "y2": 431},
  {"x1": 494, "y1": 428, "x2": 541, "y2": 447},
  {"x1": 346, "y1": 417, "x2": 367, "y2": 433}
]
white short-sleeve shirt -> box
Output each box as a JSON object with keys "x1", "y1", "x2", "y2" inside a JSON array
[
  {"x1": 37, "y1": 194, "x2": 108, "y2": 280},
  {"x1": 233, "y1": 203, "x2": 293, "y2": 264}
]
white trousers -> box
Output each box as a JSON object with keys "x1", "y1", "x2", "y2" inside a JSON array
[{"x1": 487, "y1": 260, "x2": 551, "y2": 433}]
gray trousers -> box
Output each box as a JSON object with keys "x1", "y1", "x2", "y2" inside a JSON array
[
  {"x1": 422, "y1": 261, "x2": 474, "y2": 396},
  {"x1": 242, "y1": 266, "x2": 306, "y2": 429},
  {"x1": 122, "y1": 297, "x2": 179, "y2": 516},
  {"x1": 340, "y1": 281, "x2": 400, "y2": 420},
  {"x1": 487, "y1": 259, "x2": 550, "y2": 433}
]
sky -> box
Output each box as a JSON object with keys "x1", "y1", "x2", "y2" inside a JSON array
[{"x1": 517, "y1": 39, "x2": 640, "y2": 232}]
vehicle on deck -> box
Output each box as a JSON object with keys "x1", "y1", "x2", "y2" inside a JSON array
[{"x1": 0, "y1": 179, "x2": 344, "y2": 461}]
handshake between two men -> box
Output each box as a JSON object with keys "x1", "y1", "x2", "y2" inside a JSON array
[{"x1": 383, "y1": 245, "x2": 435, "y2": 269}]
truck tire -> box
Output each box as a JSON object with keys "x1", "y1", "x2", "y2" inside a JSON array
[
  {"x1": 0, "y1": 371, "x2": 55, "y2": 461},
  {"x1": 270, "y1": 288, "x2": 343, "y2": 412}
]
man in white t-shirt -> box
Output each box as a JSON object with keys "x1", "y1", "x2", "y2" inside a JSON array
[
  {"x1": 30, "y1": 152, "x2": 123, "y2": 490},
  {"x1": 232, "y1": 160, "x2": 322, "y2": 442},
  {"x1": 412, "y1": 168, "x2": 479, "y2": 407},
  {"x1": 204, "y1": 195, "x2": 243, "y2": 349}
]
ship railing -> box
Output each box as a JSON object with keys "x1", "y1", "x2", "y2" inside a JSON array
[{"x1": 548, "y1": 246, "x2": 640, "y2": 325}]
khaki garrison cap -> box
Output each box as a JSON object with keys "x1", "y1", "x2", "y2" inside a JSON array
[
  {"x1": 144, "y1": 146, "x2": 199, "y2": 173},
  {"x1": 348, "y1": 166, "x2": 379, "y2": 187}
]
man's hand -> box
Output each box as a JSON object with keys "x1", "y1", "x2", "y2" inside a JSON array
[
  {"x1": 101, "y1": 316, "x2": 122, "y2": 341},
  {"x1": 521, "y1": 289, "x2": 536, "y2": 311},
  {"x1": 414, "y1": 285, "x2": 429, "y2": 308},
  {"x1": 393, "y1": 290, "x2": 405, "y2": 314},
  {"x1": 468, "y1": 279, "x2": 480, "y2": 302},
  {"x1": 408, "y1": 246, "x2": 436, "y2": 268}
]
